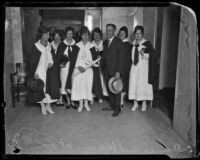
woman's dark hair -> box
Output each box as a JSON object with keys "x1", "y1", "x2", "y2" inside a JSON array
[
  {"x1": 91, "y1": 27, "x2": 102, "y2": 41},
  {"x1": 118, "y1": 26, "x2": 128, "y2": 38},
  {"x1": 106, "y1": 23, "x2": 116, "y2": 30},
  {"x1": 134, "y1": 25, "x2": 144, "y2": 35},
  {"x1": 36, "y1": 25, "x2": 49, "y2": 41},
  {"x1": 79, "y1": 26, "x2": 90, "y2": 40},
  {"x1": 52, "y1": 29, "x2": 63, "y2": 41},
  {"x1": 64, "y1": 26, "x2": 75, "y2": 37}
]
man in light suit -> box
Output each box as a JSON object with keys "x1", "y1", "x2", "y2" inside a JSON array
[{"x1": 100, "y1": 24, "x2": 125, "y2": 117}]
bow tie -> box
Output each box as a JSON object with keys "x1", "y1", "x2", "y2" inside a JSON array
[{"x1": 134, "y1": 44, "x2": 139, "y2": 48}]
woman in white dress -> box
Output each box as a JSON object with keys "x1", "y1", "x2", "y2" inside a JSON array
[
  {"x1": 129, "y1": 25, "x2": 156, "y2": 111},
  {"x1": 27, "y1": 26, "x2": 57, "y2": 115},
  {"x1": 71, "y1": 26, "x2": 95, "y2": 112}
]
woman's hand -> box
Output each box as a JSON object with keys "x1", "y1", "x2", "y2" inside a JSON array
[
  {"x1": 92, "y1": 63, "x2": 99, "y2": 67},
  {"x1": 140, "y1": 48, "x2": 145, "y2": 57},
  {"x1": 48, "y1": 63, "x2": 53, "y2": 68},
  {"x1": 85, "y1": 59, "x2": 93, "y2": 66},
  {"x1": 78, "y1": 66, "x2": 86, "y2": 73},
  {"x1": 34, "y1": 73, "x2": 39, "y2": 79}
]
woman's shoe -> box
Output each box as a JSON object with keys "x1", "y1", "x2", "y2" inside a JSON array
[
  {"x1": 141, "y1": 103, "x2": 147, "y2": 111},
  {"x1": 46, "y1": 104, "x2": 55, "y2": 114},
  {"x1": 56, "y1": 100, "x2": 64, "y2": 107},
  {"x1": 84, "y1": 105, "x2": 91, "y2": 112},
  {"x1": 41, "y1": 104, "x2": 47, "y2": 115},
  {"x1": 98, "y1": 99, "x2": 103, "y2": 103},
  {"x1": 71, "y1": 104, "x2": 78, "y2": 110},
  {"x1": 131, "y1": 104, "x2": 138, "y2": 111},
  {"x1": 90, "y1": 99, "x2": 94, "y2": 105},
  {"x1": 78, "y1": 105, "x2": 83, "y2": 112}
]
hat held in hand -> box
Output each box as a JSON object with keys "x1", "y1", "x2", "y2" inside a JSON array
[
  {"x1": 108, "y1": 77, "x2": 123, "y2": 94},
  {"x1": 27, "y1": 77, "x2": 44, "y2": 92}
]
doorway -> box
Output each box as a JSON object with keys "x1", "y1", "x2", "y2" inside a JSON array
[{"x1": 155, "y1": 5, "x2": 181, "y2": 122}]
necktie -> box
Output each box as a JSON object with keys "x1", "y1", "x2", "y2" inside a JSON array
[
  {"x1": 67, "y1": 45, "x2": 72, "y2": 57},
  {"x1": 108, "y1": 39, "x2": 111, "y2": 48},
  {"x1": 134, "y1": 43, "x2": 139, "y2": 65}
]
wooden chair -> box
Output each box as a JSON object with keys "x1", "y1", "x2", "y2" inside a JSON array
[{"x1": 10, "y1": 63, "x2": 28, "y2": 107}]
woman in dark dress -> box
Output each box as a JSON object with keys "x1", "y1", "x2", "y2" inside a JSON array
[
  {"x1": 27, "y1": 26, "x2": 58, "y2": 115},
  {"x1": 47, "y1": 30, "x2": 63, "y2": 106},
  {"x1": 56, "y1": 26, "x2": 79, "y2": 109},
  {"x1": 91, "y1": 27, "x2": 106, "y2": 104},
  {"x1": 118, "y1": 26, "x2": 132, "y2": 107}
]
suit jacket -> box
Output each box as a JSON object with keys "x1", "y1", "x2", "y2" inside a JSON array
[{"x1": 100, "y1": 36, "x2": 125, "y2": 76}]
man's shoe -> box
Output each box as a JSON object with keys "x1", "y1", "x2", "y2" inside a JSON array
[{"x1": 112, "y1": 110, "x2": 122, "y2": 117}]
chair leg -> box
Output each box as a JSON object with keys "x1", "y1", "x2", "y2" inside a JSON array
[{"x1": 17, "y1": 86, "x2": 20, "y2": 102}]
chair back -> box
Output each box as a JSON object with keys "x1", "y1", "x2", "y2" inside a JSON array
[{"x1": 16, "y1": 63, "x2": 28, "y2": 84}]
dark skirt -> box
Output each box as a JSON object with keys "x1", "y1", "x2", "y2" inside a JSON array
[
  {"x1": 92, "y1": 67, "x2": 103, "y2": 99},
  {"x1": 46, "y1": 64, "x2": 60, "y2": 99}
]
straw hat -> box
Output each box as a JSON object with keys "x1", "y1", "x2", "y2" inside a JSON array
[{"x1": 108, "y1": 77, "x2": 123, "y2": 94}]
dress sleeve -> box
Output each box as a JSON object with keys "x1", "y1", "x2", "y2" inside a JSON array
[{"x1": 35, "y1": 52, "x2": 44, "y2": 78}]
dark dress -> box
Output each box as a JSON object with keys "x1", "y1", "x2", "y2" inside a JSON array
[
  {"x1": 56, "y1": 42, "x2": 80, "y2": 91},
  {"x1": 27, "y1": 45, "x2": 45, "y2": 104},
  {"x1": 139, "y1": 40, "x2": 157, "y2": 87},
  {"x1": 90, "y1": 47, "x2": 103, "y2": 99},
  {"x1": 45, "y1": 45, "x2": 61, "y2": 99},
  {"x1": 122, "y1": 41, "x2": 132, "y2": 93}
]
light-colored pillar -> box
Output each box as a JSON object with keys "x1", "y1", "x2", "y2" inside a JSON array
[{"x1": 10, "y1": 7, "x2": 23, "y2": 64}]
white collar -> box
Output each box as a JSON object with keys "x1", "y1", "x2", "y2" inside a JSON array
[
  {"x1": 35, "y1": 40, "x2": 51, "y2": 55},
  {"x1": 132, "y1": 38, "x2": 147, "y2": 46},
  {"x1": 51, "y1": 41, "x2": 60, "y2": 49},
  {"x1": 92, "y1": 40, "x2": 103, "y2": 51},
  {"x1": 123, "y1": 38, "x2": 129, "y2": 42},
  {"x1": 35, "y1": 40, "x2": 51, "y2": 50},
  {"x1": 77, "y1": 41, "x2": 94, "y2": 49},
  {"x1": 63, "y1": 39, "x2": 76, "y2": 46},
  {"x1": 108, "y1": 36, "x2": 114, "y2": 42}
]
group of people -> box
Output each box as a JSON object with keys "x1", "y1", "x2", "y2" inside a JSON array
[{"x1": 27, "y1": 23, "x2": 157, "y2": 117}]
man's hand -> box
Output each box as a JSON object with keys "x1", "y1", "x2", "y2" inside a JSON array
[
  {"x1": 34, "y1": 73, "x2": 39, "y2": 79},
  {"x1": 78, "y1": 66, "x2": 86, "y2": 73},
  {"x1": 115, "y1": 72, "x2": 120, "y2": 78},
  {"x1": 48, "y1": 63, "x2": 53, "y2": 68}
]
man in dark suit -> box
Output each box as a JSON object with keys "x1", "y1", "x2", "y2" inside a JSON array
[{"x1": 100, "y1": 24, "x2": 125, "y2": 117}]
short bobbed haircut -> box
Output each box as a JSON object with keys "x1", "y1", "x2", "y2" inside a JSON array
[
  {"x1": 133, "y1": 25, "x2": 144, "y2": 35},
  {"x1": 118, "y1": 26, "x2": 128, "y2": 38},
  {"x1": 36, "y1": 26, "x2": 49, "y2": 40},
  {"x1": 91, "y1": 27, "x2": 102, "y2": 41}
]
